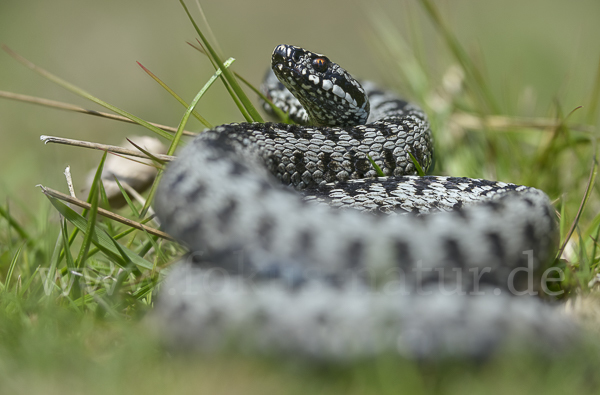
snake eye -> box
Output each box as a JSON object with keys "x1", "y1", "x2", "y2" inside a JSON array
[{"x1": 312, "y1": 57, "x2": 328, "y2": 72}]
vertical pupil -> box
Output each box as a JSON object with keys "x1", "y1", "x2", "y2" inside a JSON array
[{"x1": 313, "y1": 58, "x2": 327, "y2": 71}]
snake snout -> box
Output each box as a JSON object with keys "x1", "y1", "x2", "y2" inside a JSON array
[
  {"x1": 272, "y1": 44, "x2": 287, "y2": 65},
  {"x1": 272, "y1": 44, "x2": 299, "y2": 67}
]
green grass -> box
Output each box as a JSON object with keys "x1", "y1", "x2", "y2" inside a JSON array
[{"x1": 1, "y1": 0, "x2": 600, "y2": 393}]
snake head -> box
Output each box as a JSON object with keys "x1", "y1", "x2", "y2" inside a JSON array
[{"x1": 271, "y1": 44, "x2": 370, "y2": 127}]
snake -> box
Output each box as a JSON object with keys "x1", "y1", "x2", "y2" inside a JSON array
[{"x1": 153, "y1": 44, "x2": 577, "y2": 360}]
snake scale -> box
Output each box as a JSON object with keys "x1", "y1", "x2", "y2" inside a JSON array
[{"x1": 153, "y1": 44, "x2": 576, "y2": 360}]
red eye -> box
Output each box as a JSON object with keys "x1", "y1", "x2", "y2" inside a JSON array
[{"x1": 312, "y1": 57, "x2": 328, "y2": 72}]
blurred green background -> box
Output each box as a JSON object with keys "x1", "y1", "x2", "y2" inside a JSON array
[
  {"x1": 1, "y1": 1, "x2": 600, "y2": 393},
  {"x1": 1, "y1": 0, "x2": 599, "y2": 213}
]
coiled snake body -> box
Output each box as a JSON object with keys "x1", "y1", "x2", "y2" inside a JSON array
[{"x1": 154, "y1": 45, "x2": 575, "y2": 359}]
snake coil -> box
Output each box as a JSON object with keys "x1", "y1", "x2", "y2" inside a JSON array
[{"x1": 153, "y1": 45, "x2": 576, "y2": 360}]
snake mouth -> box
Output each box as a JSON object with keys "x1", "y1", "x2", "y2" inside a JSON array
[
  {"x1": 272, "y1": 62, "x2": 301, "y2": 78},
  {"x1": 272, "y1": 60, "x2": 305, "y2": 86}
]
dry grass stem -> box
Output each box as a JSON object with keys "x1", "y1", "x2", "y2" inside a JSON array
[
  {"x1": 40, "y1": 135, "x2": 176, "y2": 162},
  {"x1": 451, "y1": 112, "x2": 594, "y2": 133},
  {"x1": 38, "y1": 185, "x2": 174, "y2": 241},
  {"x1": 63, "y1": 166, "x2": 76, "y2": 198},
  {"x1": 0, "y1": 90, "x2": 197, "y2": 136}
]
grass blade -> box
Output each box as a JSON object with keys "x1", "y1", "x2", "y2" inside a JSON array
[
  {"x1": 98, "y1": 178, "x2": 111, "y2": 211},
  {"x1": 367, "y1": 155, "x2": 385, "y2": 177},
  {"x1": 75, "y1": 152, "x2": 106, "y2": 269},
  {"x1": 590, "y1": 221, "x2": 600, "y2": 270},
  {"x1": 40, "y1": 186, "x2": 173, "y2": 241},
  {"x1": 45, "y1": 196, "x2": 154, "y2": 271},
  {"x1": 178, "y1": 0, "x2": 263, "y2": 122},
  {"x1": 86, "y1": 215, "x2": 160, "y2": 260},
  {"x1": 408, "y1": 152, "x2": 426, "y2": 176},
  {"x1": 113, "y1": 176, "x2": 140, "y2": 218},
  {"x1": 40, "y1": 135, "x2": 175, "y2": 162},
  {"x1": 0, "y1": 204, "x2": 31, "y2": 243},
  {"x1": 140, "y1": 228, "x2": 167, "y2": 264},
  {"x1": 0, "y1": 90, "x2": 196, "y2": 136},
  {"x1": 187, "y1": 41, "x2": 291, "y2": 123},
  {"x1": 107, "y1": 152, "x2": 165, "y2": 172},
  {"x1": 139, "y1": 57, "x2": 236, "y2": 217},
  {"x1": 556, "y1": 157, "x2": 598, "y2": 260},
  {"x1": 44, "y1": 230, "x2": 65, "y2": 297},
  {"x1": 168, "y1": 57, "x2": 235, "y2": 156},
  {"x1": 60, "y1": 218, "x2": 75, "y2": 269},
  {"x1": 126, "y1": 138, "x2": 168, "y2": 166},
  {"x1": 2, "y1": 45, "x2": 174, "y2": 141},
  {"x1": 136, "y1": 62, "x2": 212, "y2": 128},
  {"x1": 18, "y1": 265, "x2": 40, "y2": 297},
  {"x1": 5, "y1": 243, "x2": 24, "y2": 291},
  {"x1": 192, "y1": 40, "x2": 252, "y2": 122},
  {"x1": 417, "y1": 0, "x2": 499, "y2": 114},
  {"x1": 233, "y1": 72, "x2": 291, "y2": 123}
]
